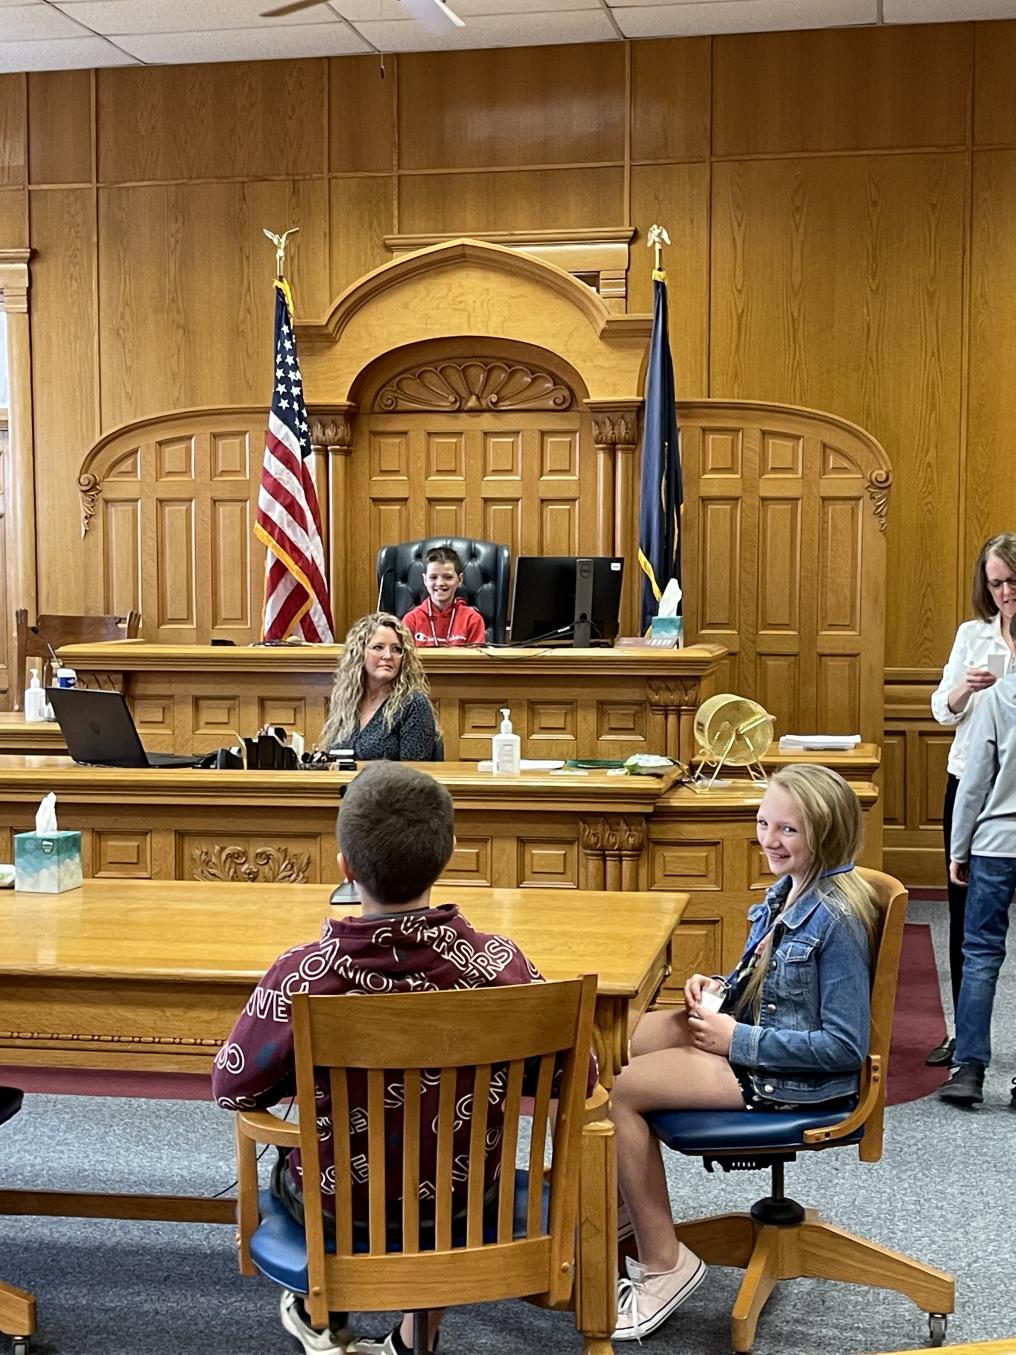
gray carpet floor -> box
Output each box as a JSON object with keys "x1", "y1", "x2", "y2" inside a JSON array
[{"x1": 2, "y1": 899, "x2": 1014, "y2": 1355}]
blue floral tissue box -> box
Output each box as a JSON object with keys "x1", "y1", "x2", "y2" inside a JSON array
[{"x1": 14, "y1": 830, "x2": 83, "y2": 893}]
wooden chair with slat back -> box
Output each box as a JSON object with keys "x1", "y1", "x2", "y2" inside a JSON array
[
  {"x1": 0, "y1": 1087, "x2": 36, "y2": 1353},
  {"x1": 234, "y1": 976, "x2": 598, "y2": 1350},
  {"x1": 645, "y1": 868, "x2": 956, "y2": 1352},
  {"x1": 13, "y1": 609, "x2": 142, "y2": 710}
]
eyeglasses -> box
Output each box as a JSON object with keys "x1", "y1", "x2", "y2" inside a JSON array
[{"x1": 987, "y1": 577, "x2": 1016, "y2": 593}]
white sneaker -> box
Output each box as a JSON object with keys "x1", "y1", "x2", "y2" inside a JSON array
[
  {"x1": 612, "y1": 1250, "x2": 706, "y2": 1341},
  {"x1": 347, "y1": 1326, "x2": 437, "y2": 1355},
  {"x1": 279, "y1": 1289, "x2": 351, "y2": 1353}
]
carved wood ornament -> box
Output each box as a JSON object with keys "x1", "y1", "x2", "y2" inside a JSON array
[
  {"x1": 373, "y1": 360, "x2": 573, "y2": 413},
  {"x1": 192, "y1": 845, "x2": 311, "y2": 883}
]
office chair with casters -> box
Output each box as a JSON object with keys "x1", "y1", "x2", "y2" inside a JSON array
[
  {"x1": 644, "y1": 868, "x2": 955, "y2": 1353},
  {"x1": 0, "y1": 1086, "x2": 36, "y2": 1355},
  {"x1": 14, "y1": 609, "x2": 142, "y2": 711},
  {"x1": 233, "y1": 977, "x2": 598, "y2": 1354},
  {"x1": 375, "y1": 538, "x2": 510, "y2": 643}
]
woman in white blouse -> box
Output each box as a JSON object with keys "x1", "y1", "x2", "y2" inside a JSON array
[{"x1": 929, "y1": 533, "x2": 1016, "y2": 1064}]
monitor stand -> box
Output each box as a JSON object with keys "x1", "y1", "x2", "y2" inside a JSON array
[{"x1": 572, "y1": 557, "x2": 593, "y2": 647}]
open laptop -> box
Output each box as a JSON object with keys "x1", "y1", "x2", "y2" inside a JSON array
[{"x1": 47, "y1": 687, "x2": 209, "y2": 768}]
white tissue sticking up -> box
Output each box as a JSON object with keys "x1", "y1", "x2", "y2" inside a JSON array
[
  {"x1": 657, "y1": 578, "x2": 683, "y2": 617},
  {"x1": 36, "y1": 792, "x2": 58, "y2": 835}
]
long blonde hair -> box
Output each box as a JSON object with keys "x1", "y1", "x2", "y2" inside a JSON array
[
  {"x1": 318, "y1": 612, "x2": 433, "y2": 751},
  {"x1": 737, "y1": 764, "x2": 879, "y2": 1018}
]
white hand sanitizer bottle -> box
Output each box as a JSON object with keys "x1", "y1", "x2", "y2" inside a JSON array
[
  {"x1": 24, "y1": 668, "x2": 48, "y2": 722},
  {"x1": 492, "y1": 706, "x2": 521, "y2": 775}
]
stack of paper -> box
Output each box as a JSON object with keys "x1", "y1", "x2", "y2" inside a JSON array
[{"x1": 779, "y1": 734, "x2": 862, "y2": 752}]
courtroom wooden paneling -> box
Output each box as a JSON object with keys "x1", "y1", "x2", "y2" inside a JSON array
[
  {"x1": 629, "y1": 38, "x2": 710, "y2": 163},
  {"x1": 710, "y1": 152, "x2": 966, "y2": 670},
  {"x1": 973, "y1": 21, "x2": 1016, "y2": 146},
  {"x1": 397, "y1": 167, "x2": 625, "y2": 236},
  {"x1": 398, "y1": 44, "x2": 626, "y2": 171},
  {"x1": 966, "y1": 149, "x2": 1016, "y2": 579},
  {"x1": 0, "y1": 75, "x2": 26, "y2": 188},
  {"x1": 96, "y1": 61, "x2": 326, "y2": 183},
  {"x1": 628, "y1": 161, "x2": 709, "y2": 373},
  {"x1": 328, "y1": 176, "x2": 395, "y2": 297},
  {"x1": 328, "y1": 54, "x2": 395, "y2": 174},
  {"x1": 0, "y1": 190, "x2": 26, "y2": 246},
  {"x1": 29, "y1": 186, "x2": 98, "y2": 617},
  {"x1": 53, "y1": 641, "x2": 725, "y2": 763},
  {"x1": 97, "y1": 179, "x2": 329, "y2": 430},
  {"x1": 712, "y1": 25, "x2": 970, "y2": 156},
  {"x1": 883, "y1": 667, "x2": 951, "y2": 888},
  {"x1": 27, "y1": 70, "x2": 91, "y2": 184},
  {"x1": 679, "y1": 402, "x2": 888, "y2": 742}
]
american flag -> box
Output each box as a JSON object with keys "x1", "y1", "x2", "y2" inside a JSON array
[{"x1": 254, "y1": 279, "x2": 334, "y2": 643}]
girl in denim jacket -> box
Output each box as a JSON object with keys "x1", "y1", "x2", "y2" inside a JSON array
[{"x1": 611, "y1": 765, "x2": 879, "y2": 1343}]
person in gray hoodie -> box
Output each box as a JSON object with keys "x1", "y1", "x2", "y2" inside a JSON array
[{"x1": 941, "y1": 670, "x2": 1016, "y2": 1106}]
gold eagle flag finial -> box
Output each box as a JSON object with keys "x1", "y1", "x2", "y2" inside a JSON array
[
  {"x1": 647, "y1": 223, "x2": 671, "y2": 281},
  {"x1": 263, "y1": 226, "x2": 300, "y2": 280}
]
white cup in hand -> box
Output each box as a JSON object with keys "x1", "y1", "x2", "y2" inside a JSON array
[{"x1": 697, "y1": 987, "x2": 725, "y2": 1014}]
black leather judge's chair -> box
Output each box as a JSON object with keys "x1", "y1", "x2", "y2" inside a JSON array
[
  {"x1": 0, "y1": 1086, "x2": 36, "y2": 1353},
  {"x1": 376, "y1": 537, "x2": 510, "y2": 643}
]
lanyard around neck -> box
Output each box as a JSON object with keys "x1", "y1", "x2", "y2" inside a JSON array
[{"x1": 425, "y1": 597, "x2": 459, "y2": 644}]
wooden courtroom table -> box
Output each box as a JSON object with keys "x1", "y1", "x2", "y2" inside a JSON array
[
  {"x1": 0, "y1": 877, "x2": 681, "y2": 1354},
  {"x1": 53, "y1": 639, "x2": 727, "y2": 763},
  {"x1": 0, "y1": 756, "x2": 879, "y2": 987}
]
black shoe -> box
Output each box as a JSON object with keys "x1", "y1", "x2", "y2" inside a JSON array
[
  {"x1": 925, "y1": 1036, "x2": 956, "y2": 1067},
  {"x1": 1009, "y1": 1078, "x2": 1016, "y2": 1110},
  {"x1": 938, "y1": 1063, "x2": 984, "y2": 1106}
]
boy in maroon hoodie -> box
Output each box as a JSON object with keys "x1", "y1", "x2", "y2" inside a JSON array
[{"x1": 213, "y1": 761, "x2": 545, "y2": 1355}]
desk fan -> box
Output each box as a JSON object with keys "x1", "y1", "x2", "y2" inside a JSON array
[{"x1": 692, "y1": 693, "x2": 774, "y2": 789}]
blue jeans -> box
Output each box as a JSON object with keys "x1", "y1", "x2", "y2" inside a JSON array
[{"x1": 954, "y1": 854, "x2": 1016, "y2": 1068}]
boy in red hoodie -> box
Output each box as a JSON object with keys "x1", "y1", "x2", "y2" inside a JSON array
[
  {"x1": 213, "y1": 761, "x2": 545, "y2": 1355},
  {"x1": 401, "y1": 546, "x2": 487, "y2": 647}
]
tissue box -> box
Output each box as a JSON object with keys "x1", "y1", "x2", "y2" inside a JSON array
[
  {"x1": 650, "y1": 615, "x2": 683, "y2": 645},
  {"x1": 14, "y1": 830, "x2": 83, "y2": 893}
]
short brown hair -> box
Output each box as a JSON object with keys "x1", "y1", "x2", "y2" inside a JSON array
[
  {"x1": 971, "y1": 534, "x2": 1016, "y2": 622},
  {"x1": 424, "y1": 546, "x2": 464, "y2": 575},
  {"x1": 338, "y1": 762, "x2": 453, "y2": 904}
]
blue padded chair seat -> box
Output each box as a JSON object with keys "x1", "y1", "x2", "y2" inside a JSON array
[
  {"x1": 250, "y1": 1170, "x2": 550, "y2": 1296},
  {"x1": 0, "y1": 1087, "x2": 23, "y2": 1128},
  {"x1": 647, "y1": 1100, "x2": 861, "y2": 1156}
]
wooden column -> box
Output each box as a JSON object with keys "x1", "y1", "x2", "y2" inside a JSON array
[
  {"x1": 310, "y1": 404, "x2": 355, "y2": 638},
  {"x1": 648, "y1": 678, "x2": 700, "y2": 763},
  {"x1": 586, "y1": 400, "x2": 641, "y2": 630},
  {"x1": 0, "y1": 250, "x2": 35, "y2": 703}
]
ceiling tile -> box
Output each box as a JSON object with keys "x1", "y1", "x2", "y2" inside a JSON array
[
  {"x1": 52, "y1": 0, "x2": 342, "y2": 32},
  {"x1": 111, "y1": 22, "x2": 372, "y2": 62},
  {"x1": 884, "y1": 0, "x2": 1016, "y2": 17},
  {"x1": 331, "y1": 0, "x2": 596, "y2": 13},
  {"x1": 0, "y1": 3, "x2": 96, "y2": 38},
  {"x1": 355, "y1": 8, "x2": 616, "y2": 48},
  {"x1": 611, "y1": 0, "x2": 877, "y2": 37},
  {"x1": 0, "y1": 34, "x2": 138, "y2": 69}
]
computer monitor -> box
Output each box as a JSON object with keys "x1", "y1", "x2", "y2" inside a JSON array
[{"x1": 508, "y1": 556, "x2": 624, "y2": 646}]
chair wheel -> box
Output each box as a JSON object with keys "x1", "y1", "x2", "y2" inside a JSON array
[{"x1": 928, "y1": 1313, "x2": 947, "y2": 1346}]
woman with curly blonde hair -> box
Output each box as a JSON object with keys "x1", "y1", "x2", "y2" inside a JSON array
[{"x1": 318, "y1": 613, "x2": 440, "y2": 761}]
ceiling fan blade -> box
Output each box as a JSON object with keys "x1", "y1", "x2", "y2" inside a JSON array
[
  {"x1": 399, "y1": 0, "x2": 465, "y2": 34},
  {"x1": 261, "y1": 0, "x2": 325, "y2": 16}
]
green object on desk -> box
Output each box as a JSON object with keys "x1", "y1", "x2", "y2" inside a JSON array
[{"x1": 565, "y1": 758, "x2": 627, "y2": 770}]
